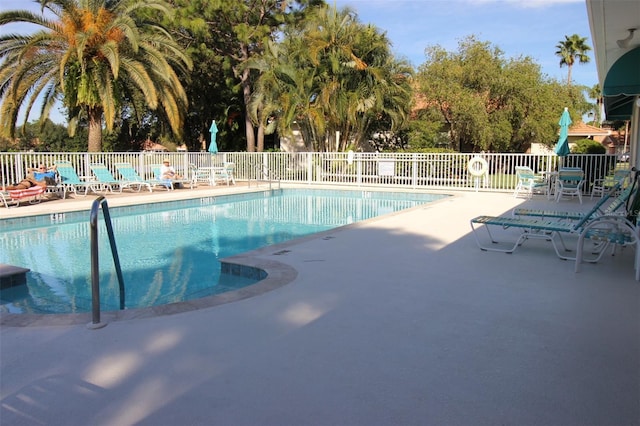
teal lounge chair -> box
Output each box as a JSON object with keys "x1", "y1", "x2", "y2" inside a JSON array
[
  {"x1": 55, "y1": 160, "x2": 91, "y2": 197},
  {"x1": 89, "y1": 163, "x2": 123, "y2": 193},
  {"x1": 512, "y1": 181, "x2": 632, "y2": 221},
  {"x1": 574, "y1": 215, "x2": 640, "y2": 281},
  {"x1": 113, "y1": 163, "x2": 153, "y2": 192},
  {"x1": 470, "y1": 182, "x2": 640, "y2": 260}
]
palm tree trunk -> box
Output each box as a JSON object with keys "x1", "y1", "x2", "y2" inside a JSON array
[
  {"x1": 240, "y1": 52, "x2": 256, "y2": 152},
  {"x1": 88, "y1": 107, "x2": 103, "y2": 152},
  {"x1": 257, "y1": 124, "x2": 265, "y2": 152},
  {"x1": 244, "y1": 113, "x2": 256, "y2": 152}
]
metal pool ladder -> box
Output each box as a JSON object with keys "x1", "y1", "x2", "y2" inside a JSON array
[
  {"x1": 248, "y1": 162, "x2": 281, "y2": 189},
  {"x1": 89, "y1": 196, "x2": 125, "y2": 329}
]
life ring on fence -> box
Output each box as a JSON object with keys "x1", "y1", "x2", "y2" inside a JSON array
[{"x1": 467, "y1": 156, "x2": 488, "y2": 177}]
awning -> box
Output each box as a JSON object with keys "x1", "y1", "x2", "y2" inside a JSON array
[
  {"x1": 603, "y1": 47, "x2": 639, "y2": 121},
  {"x1": 604, "y1": 95, "x2": 635, "y2": 121},
  {"x1": 603, "y1": 47, "x2": 640, "y2": 97}
]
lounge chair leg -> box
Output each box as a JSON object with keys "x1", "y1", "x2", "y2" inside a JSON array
[{"x1": 470, "y1": 222, "x2": 527, "y2": 254}]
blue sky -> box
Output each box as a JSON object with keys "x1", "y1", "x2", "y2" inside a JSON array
[
  {"x1": 2, "y1": 0, "x2": 598, "y2": 124},
  {"x1": 334, "y1": 0, "x2": 598, "y2": 88}
]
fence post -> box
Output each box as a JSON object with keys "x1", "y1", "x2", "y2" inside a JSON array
[{"x1": 411, "y1": 153, "x2": 418, "y2": 188}]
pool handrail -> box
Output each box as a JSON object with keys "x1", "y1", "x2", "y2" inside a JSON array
[
  {"x1": 89, "y1": 196, "x2": 125, "y2": 329},
  {"x1": 248, "y1": 162, "x2": 281, "y2": 190}
]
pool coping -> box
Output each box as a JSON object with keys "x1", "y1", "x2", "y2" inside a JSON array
[
  {"x1": 0, "y1": 256, "x2": 298, "y2": 327},
  {"x1": 0, "y1": 185, "x2": 456, "y2": 327}
]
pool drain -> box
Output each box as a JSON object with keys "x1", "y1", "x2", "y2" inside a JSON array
[{"x1": 273, "y1": 249, "x2": 291, "y2": 255}]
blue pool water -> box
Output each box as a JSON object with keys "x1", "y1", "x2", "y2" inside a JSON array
[{"x1": 0, "y1": 189, "x2": 446, "y2": 314}]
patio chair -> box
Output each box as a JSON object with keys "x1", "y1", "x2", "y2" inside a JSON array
[
  {"x1": 555, "y1": 167, "x2": 585, "y2": 204},
  {"x1": 209, "y1": 162, "x2": 235, "y2": 186},
  {"x1": 513, "y1": 166, "x2": 549, "y2": 198},
  {"x1": 113, "y1": 163, "x2": 153, "y2": 192},
  {"x1": 0, "y1": 185, "x2": 46, "y2": 208},
  {"x1": 223, "y1": 162, "x2": 236, "y2": 185},
  {"x1": 591, "y1": 168, "x2": 630, "y2": 199},
  {"x1": 192, "y1": 162, "x2": 236, "y2": 186},
  {"x1": 89, "y1": 163, "x2": 124, "y2": 193},
  {"x1": 190, "y1": 164, "x2": 209, "y2": 186},
  {"x1": 470, "y1": 182, "x2": 640, "y2": 260},
  {"x1": 55, "y1": 160, "x2": 91, "y2": 198}
]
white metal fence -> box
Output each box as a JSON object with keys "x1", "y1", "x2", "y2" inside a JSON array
[{"x1": 0, "y1": 151, "x2": 626, "y2": 194}]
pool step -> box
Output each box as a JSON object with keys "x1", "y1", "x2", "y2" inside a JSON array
[{"x1": 0, "y1": 264, "x2": 30, "y2": 290}]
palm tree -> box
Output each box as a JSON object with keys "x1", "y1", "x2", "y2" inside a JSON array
[
  {"x1": 555, "y1": 34, "x2": 591, "y2": 86},
  {"x1": 0, "y1": 0, "x2": 192, "y2": 152},
  {"x1": 250, "y1": 5, "x2": 413, "y2": 151},
  {"x1": 587, "y1": 84, "x2": 603, "y2": 126}
]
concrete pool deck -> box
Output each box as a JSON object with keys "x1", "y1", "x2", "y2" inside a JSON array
[{"x1": 1, "y1": 186, "x2": 639, "y2": 425}]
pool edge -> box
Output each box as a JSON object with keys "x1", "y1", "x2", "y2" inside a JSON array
[{"x1": 0, "y1": 257, "x2": 297, "y2": 327}]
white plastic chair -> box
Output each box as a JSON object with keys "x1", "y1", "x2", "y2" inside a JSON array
[
  {"x1": 555, "y1": 167, "x2": 585, "y2": 204},
  {"x1": 224, "y1": 162, "x2": 236, "y2": 185},
  {"x1": 513, "y1": 166, "x2": 548, "y2": 198}
]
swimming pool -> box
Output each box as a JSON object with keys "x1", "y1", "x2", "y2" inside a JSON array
[{"x1": 0, "y1": 188, "x2": 447, "y2": 314}]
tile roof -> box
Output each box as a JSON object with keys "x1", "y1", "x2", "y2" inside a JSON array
[{"x1": 568, "y1": 122, "x2": 611, "y2": 136}]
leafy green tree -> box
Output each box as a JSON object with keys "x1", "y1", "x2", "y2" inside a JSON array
[
  {"x1": 2, "y1": 120, "x2": 88, "y2": 151},
  {"x1": 555, "y1": 34, "x2": 591, "y2": 86},
  {"x1": 169, "y1": 2, "x2": 240, "y2": 151},
  {"x1": 0, "y1": 0, "x2": 192, "y2": 152},
  {"x1": 572, "y1": 138, "x2": 606, "y2": 154},
  {"x1": 171, "y1": 0, "x2": 322, "y2": 152},
  {"x1": 416, "y1": 36, "x2": 590, "y2": 153},
  {"x1": 35, "y1": 120, "x2": 78, "y2": 151},
  {"x1": 405, "y1": 108, "x2": 451, "y2": 150}
]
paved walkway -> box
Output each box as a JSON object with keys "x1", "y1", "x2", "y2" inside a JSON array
[{"x1": 1, "y1": 188, "x2": 639, "y2": 425}]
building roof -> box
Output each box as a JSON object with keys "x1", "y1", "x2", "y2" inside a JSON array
[
  {"x1": 567, "y1": 122, "x2": 611, "y2": 137},
  {"x1": 142, "y1": 140, "x2": 169, "y2": 151}
]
